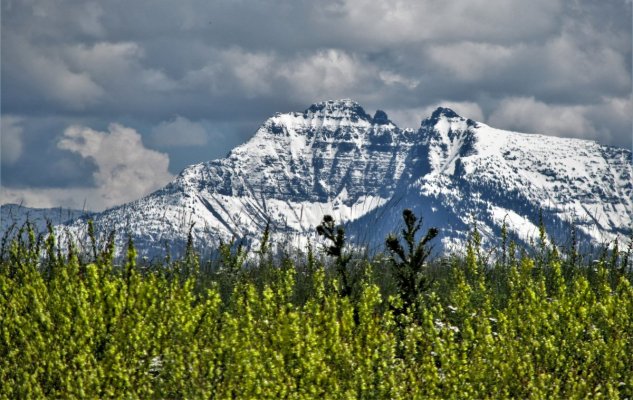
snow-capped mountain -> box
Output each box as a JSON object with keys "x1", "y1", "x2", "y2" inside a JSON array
[{"x1": 56, "y1": 100, "x2": 633, "y2": 255}]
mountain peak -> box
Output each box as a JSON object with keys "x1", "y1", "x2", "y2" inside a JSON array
[
  {"x1": 431, "y1": 107, "x2": 460, "y2": 119},
  {"x1": 61, "y1": 100, "x2": 632, "y2": 258},
  {"x1": 372, "y1": 109, "x2": 391, "y2": 125},
  {"x1": 419, "y1": 107, "x2": 468, "y2": 129},
  {"x1": 304, "y1": 99, "x2": 372, "y2": 122}
]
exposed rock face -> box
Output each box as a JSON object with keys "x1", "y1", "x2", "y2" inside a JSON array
[{"x1": 54, "y1": 99, "x2": 631, "y2": 256}]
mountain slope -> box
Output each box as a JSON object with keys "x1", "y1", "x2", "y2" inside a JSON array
[
  {"x1": 61, "y1": 100, "x2": 632, "y2": 255},
  {"x1": 349, "y1": 108, "x2": 632, "y2": 251}
]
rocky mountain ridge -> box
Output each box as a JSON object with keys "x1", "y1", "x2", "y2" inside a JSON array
[{"x1": 3, "y1": 99, "x2": 631, "y2": 256}]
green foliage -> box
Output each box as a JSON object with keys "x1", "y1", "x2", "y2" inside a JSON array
[{"x1": 1, "y1": 219, "x2": 632, "y2": 399}]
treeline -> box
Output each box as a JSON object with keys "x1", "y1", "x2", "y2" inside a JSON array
[{"x1": 1, "y1": 212, "x2": 632, "y2": 399}]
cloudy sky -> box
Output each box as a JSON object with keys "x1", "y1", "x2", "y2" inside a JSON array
[{"x1": 1, "y1": 0, "x2": 631, "y2": 211}]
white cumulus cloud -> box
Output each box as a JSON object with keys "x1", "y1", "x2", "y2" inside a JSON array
[
  {"x1": 279, "y1": 49, "x2": 376, "y2": 102},
  {"x1": 0, "y1": 123, "x2": 174, "y2": 211},
  {"x1": 427, "y1": 42, "x2": 519, "y2": 82}
]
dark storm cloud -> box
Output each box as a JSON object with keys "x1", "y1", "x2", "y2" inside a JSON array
[{"x1": 1, "y1": 0, "x2": 631, "y2": 210}]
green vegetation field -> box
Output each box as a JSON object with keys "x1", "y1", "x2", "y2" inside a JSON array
[{"x1": 1, "y1": 214, "x2": 632, "y2": 399}]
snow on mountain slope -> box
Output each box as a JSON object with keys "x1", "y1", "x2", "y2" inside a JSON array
[
  {"x1": 344, "y1": 109, "x2": 632, "y2": 253},
  {"x1": 63, "y1": 100, "x2": 419, "y2": 254},
  {"x1": 387, "y1": 108, "x2": 631, "y2": 248},
  {"x1": 58, "y1": 100, "x2": 631, "y2": 256},
  {"x1": 460, "y1": 121, "x2": 632, "y2": 242}
]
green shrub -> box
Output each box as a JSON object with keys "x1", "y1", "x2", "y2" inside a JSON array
[{"x1": 0, "y1": 220, "x2": 631, "y2": 398}]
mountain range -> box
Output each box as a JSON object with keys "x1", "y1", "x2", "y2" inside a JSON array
[{"x1": 2, "y1": 99, "x2": 631, "y2": 256}]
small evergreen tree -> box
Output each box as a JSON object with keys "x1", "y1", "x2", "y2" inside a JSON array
[
  {"x1": 316, "y1": 215, "x2": 352, "y2": 296},
  {"x1": 385, "y1": 209, "x2": 438, "y2": 308}
]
